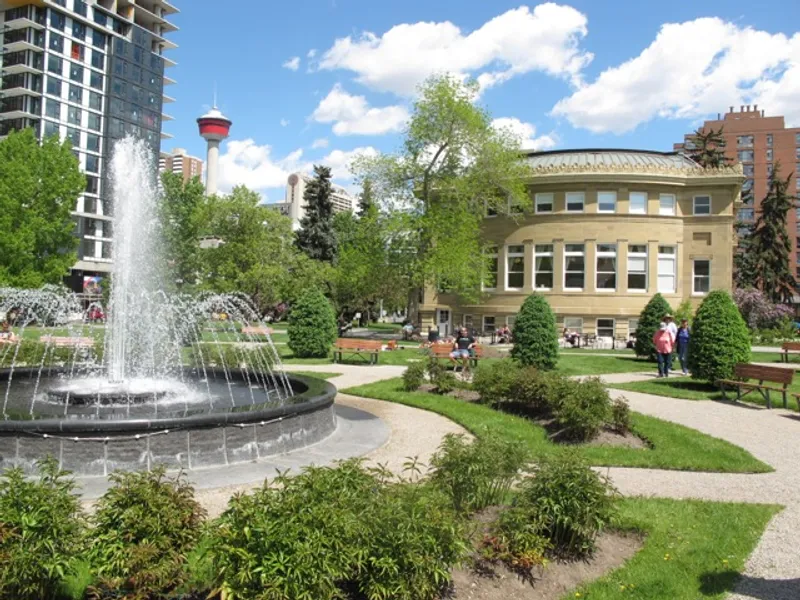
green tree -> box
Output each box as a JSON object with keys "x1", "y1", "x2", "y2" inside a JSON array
[
  {"x1": 295, "y1": 165, "x2": 337, "y2": 261},
  {"x1": 0, "y1": 128, "x2": 85, "y2": 287},
  {"x1": 353, "y1": 75, "x2": 530, "y2": 303},
  {"x1": 288, "y1": 288, "x2": 337, "y2": 358},
  {"x1": 689, "y1": 290, "x2": 750, "y2": 383},
  {"x1": 749, "y1": 163, "x2": 797, "y2": 303},
  {"x1": 686, "y1": 127, "x2": 730, "y2": 168},
  {"x1": 159, "y1": 171, "x2": 205, "y2": 290},
  {"x1": 674, "y1": 299, "x2": 694, "y2": 325},
  {"x1": 358, "y1": 178, "x2": 375, "y2": 215},
  {"x1": 510, "y1": 294, "x2": 559, "y2": 370},
  {"x1": 634, "y1": 294, "x2": 673, "y2": 361}
]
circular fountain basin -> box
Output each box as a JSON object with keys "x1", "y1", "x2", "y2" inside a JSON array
[{"x1": 0, "y1": 369, "x2": 336, "y2": 476}]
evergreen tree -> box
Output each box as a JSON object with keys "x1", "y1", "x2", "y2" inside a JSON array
[
  {"x1": 750, "y1": 163, "x2": 797, "y2": 303},
  {"x1": 510, "y1": 294, "x2": 559, "y2": 370},
  {"x1": 689, "y1": 290, "x2": 751, "y2": 383},
  {"x1": 686, "y1": 127, "x2": 730, "y2": 168},
  {"x1": 634, "y1": 294, "x2": 673, "y2": 361},
  {"x1": 358, "y1": 178, "x2": 375, "y2": 215},
  {"x1": 295, "y1": 165, "x2": 337, "y2": 261},
  {"x1": 287, "y1": 288, "x2": 337, "y2": 358}
]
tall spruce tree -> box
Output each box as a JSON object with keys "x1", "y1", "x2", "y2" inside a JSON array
[
  {"x1": 750, "y1": 163, "x2": 797, "y2": 303},
  {"x1": 295, "y1": 165, "x2": 337, "y2": 261},
  {"x1": 358, "y1": 178, "x2": 375, "y2": 215},
  {"x1": 686, "y1": 127, "x2": 730, "y2": 168}
]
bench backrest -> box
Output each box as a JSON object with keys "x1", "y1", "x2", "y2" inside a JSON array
[
  {"x1": 40, "y1": 336, "x2": 94, "y2": 348},
  {"x1": 734, "y1": 363, "x2": 794, "y2": 385},
  {"x1": 334, "y1": 338, "x2": 383, "y2": 350},
  {"x1": 241, "y1": 326, "x2": 273, "y2": 336},
  {"x1": 430, "y1": 344, "x2": 483, "y2": 358},
  {"x1": 782, "y1": 341, "x2": 800, "y2": 351}
]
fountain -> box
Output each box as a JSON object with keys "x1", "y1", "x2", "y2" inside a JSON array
[{"x1": 0, "y1": 137, "x2": 336, "y2": 476}]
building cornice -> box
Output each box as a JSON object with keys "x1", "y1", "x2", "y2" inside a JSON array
[{"x1": 525, "y1": 164, "x2": 744, "y2": 187}]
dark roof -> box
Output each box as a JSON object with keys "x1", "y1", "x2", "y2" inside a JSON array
[{"x1": 523, "y1": 148, "x2": 699, "y2": 169}]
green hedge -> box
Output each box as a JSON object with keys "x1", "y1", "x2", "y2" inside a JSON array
[
  {"x1": 689, "y1": 290, "x2": 751, "y2": 383},
  {"x1": 287, "y1": 289, "x2": 337, "y2": 358},
  {"x1": 510, "y1": 294, "x2": 559, "y2": 370},
  {"x1": 635, "y1": 294, "x2": 673, "y2": 361}
]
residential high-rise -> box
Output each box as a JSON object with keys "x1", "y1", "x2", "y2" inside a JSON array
[
  {"x1": 268, "y1": 172, "x2": 356, "y2": 229},
  {"x1": 159, "y1": 147, "x2": 203, "y2": 183},
  {"x1": 0, "y1": 0, "x2": 178, "y2": 293},
  {"x1": 675, "y1": 105, "x2": 800, "y2": 276}
]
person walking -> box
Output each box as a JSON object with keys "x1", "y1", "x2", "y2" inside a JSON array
[
  {"x1": 676, "y1": 319, "x2": 691, "y2": 375},
  {"x1": 663, "y1": 313, "x2": 678, "y2": 374},
  {"x1": 653, "y1": 323, "x2": 675, "y2": 378}
]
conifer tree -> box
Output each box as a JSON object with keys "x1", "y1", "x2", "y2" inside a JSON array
[
  {"x1": 358, "y1": 178, "x2": 375, "y2": 216},
  {"x1": 510, "y1": 294, "x2": 559, "y2": 370},
  {"x1": 295, "y1": 165, "x2": 337, "y2": 261},
  {"x1": 686, "y1": 127, "x2": 730, "y2": 168},
  {"x1": 634, "y1": 294, "x2": 673, "y2": 361}
]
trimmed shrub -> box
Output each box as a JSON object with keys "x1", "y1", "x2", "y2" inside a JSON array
[
  {"x1": 0, "y1": 458, "x2": 86, "y2": 600},
  {"x1": 287, "y1": 289, "x2": 337, "y2": 358},
  {"x1": 402, "y1": 361, "x2": 426, "y2": 391},
  {"x1": 551, "y1": 377, "x2": 612, "y2": 441},
  {"x1": 689, "y1": 290, "x2": 751, "y2": 383},
  {"x1": 429, "y1": 433, "x2": 529, "y2": 514},
  {"x1": 512, "y1": 368, "x2": 570, "y2": 413},
  {"x1": 86, "y1": 467, "x2": 206, "y2": 598},
  {"x1": 472, "y1": 359, "x2": 521, "y2": 404},
  {"x1": 634, "y1": 293, "x2": 673, "y2": 360},
  {"x1": 611, "y1": 397, "x2": 631, "y2": 433},
  {"x1": 427, "y1": 355, "x2": 458, "y2": 394},
  {"x1": 510, "y1": 294, "x2": 559, "y2": 370}
]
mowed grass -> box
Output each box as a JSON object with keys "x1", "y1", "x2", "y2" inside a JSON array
[
  {"x1": 566, "y1": 498, "x2": 780, "y2": 600},
  {"x1": 341, "y1": 378, "x2": 770, "y2": 473},
  {"x1": 290, "y1": 371, "x2": 340, "y2": 380}
]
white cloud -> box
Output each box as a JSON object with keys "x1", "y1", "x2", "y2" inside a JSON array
[
  {"x1": 312, "y1": 84, "x2": 409, "y2": 135},
  {"x1": 551, "y1": 19, "x2": 800, "y2": 133},
  {"x1": 280, "y1": 118, "x2": 290, "y2": 127},
  {"x1": 307, "y1": 48, "x2": 317, "y2": 59},
  {"x1": 311, "y1": 137, "x2": 329, "y2": 149},
  {"x1": 318, "y1": 4, "x2": 592, "y2": 96},
  {"x1": 282, "y1": 56, "x2": 300, "y2": 71},
  {"x1": 322, "y1": 146, "x2": 379, "y2": 182},
  {"x1": 491, "y1": 117, "x2": 558, "y2": 151}
]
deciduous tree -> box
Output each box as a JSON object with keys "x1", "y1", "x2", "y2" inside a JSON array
[{"x1": 159, "y1": 171, "x2": 205, "y2": 290}]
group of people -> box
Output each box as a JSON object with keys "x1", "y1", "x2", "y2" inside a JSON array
[
  {"x1": 652, "y1": 314, "x2": 691, "y2": 377},
  {"x1": 0, "y1": 321, "x2": 18, "y2": 344}
]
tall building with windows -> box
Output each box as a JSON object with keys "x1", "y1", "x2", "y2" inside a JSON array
[
  {"x1": 267, "y1": 172, "x2": 356, "y2": 230},
  {"x1": 159, "y1": 147, "x2": 202, "y2": 183},
  {"x1": 0, "y1": 0, "x2": 178, "y2": 293},
  {"x1": 675, "y1": 106, "x2": 800, "y2": 278},
  {"x1": 421, "y1": 149, "x2": 742, "y2": 339}
]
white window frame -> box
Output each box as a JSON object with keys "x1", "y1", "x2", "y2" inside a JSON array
[
  {"x1": 693, "y1": 259, "x2": 711, "y2": 295},
  {"x1": 596, "y1": 318, "x2": 615, "y2": 338},
  {"x1": 595, "y1": 243, "x2": 617, "y2": 292},
  {"x1": 657, "y1": 245, "x2": 677, "y2": 294},
  {"x1": 563, "y1": 317, "x2": 583, "y2": 334},
  {"x1": 534, "y1": 244, "x2": 554, "y2": 290},
  {"x1": 505, "y1": 245, "x2": 525, "y2": 291},
  {"x1": 483, "y1": 246, "x2": 498, "y2": 291},
  {"x1": 566, "y1": 192, "x2": 585, "y2": 213},
  {"x1": 597, "y1": 191, "x2": 617, "y2": 214},
  {"x1": 628, "y1": 318, "x2": 639, "y2": 336},
  {"x1": 564, "y1": 244, "x2": 585, "y2": 291},
  {"x1": 693, "y1": 195, "x2": 711, "y2": 216},
  {"x1": 535, "y1": 192, "x2": 553, "y2": 214},
  {"x1": 483, "y1": 315, "x2": 496, "y2": 333},
  {"x1": 629, "y1": 191, "x2": 647, "y2": 215},
  {"x1": 659, "y1": 194, "x2": 676, "y2": 216},
  {"x1": 627, "y1": 244, "x2": 648, "y2": 292}
]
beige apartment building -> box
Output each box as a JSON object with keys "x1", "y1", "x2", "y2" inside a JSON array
[{"x1": 421, "y1": 149, "x2": 743, "y2": 340}]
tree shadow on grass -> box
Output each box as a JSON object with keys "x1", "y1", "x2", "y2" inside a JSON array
[{"x1": 700, "y1": 572, "x2": 800, "y2": 600}]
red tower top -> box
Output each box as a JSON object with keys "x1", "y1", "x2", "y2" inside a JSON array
[{"x1": 197, "y1": 106, "x2": 232, "y2": 143}]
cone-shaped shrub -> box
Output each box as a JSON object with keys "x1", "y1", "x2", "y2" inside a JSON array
[
  {"x1": 288, "y1": 289, "x2": 337, "y2": 358},
  {"x1": 510, "y1": 294, "x2": 559, "y2": 370},
  {"x1": 634, "y1": 293, "x2": 673, "y2": 361},
  {"x1": 689, "y1": 290, "x2": 751, "y2": 383}
]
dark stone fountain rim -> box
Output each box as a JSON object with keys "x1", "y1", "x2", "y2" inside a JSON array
[{"x1": 0, "y1": 369, "x2": 335, "y2": 434}]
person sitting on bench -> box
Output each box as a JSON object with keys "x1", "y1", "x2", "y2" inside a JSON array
[{"x1": 450, "y1": 327, "x2": 476, "y2": 366}]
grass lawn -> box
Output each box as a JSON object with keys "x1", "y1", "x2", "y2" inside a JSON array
[
  {"x1": 569, "y1": 498, "x2": 780, "y2": 600},
  {"x1": 290, "y1": 371, "x2": 340, "y2": 380},
  {"x1": 556, "y1": 354, "x2": 651, "y2": 376},
  {"x1": 341, "y1": 378, "x2": 770, "y2": 473}
]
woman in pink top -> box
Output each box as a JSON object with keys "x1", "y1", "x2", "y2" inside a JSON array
[{"x1": 653, "y1": 323, "x2": 675, "y2": 378}]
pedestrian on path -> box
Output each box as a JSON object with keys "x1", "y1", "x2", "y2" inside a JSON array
[
  {"x1": 653, "y1": 323, "x2": 675, "y2": 378},
  {"x1": 677, "y1": 319, "x2": 690, "y2": 375}
]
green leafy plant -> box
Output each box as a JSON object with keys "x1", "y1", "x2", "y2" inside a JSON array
[
  {"x1": 510, "y1": 294, "x2": 559, "y2": 370},
  {"x1": 689, "y1": 290, "x2": 751, "y2": 383},
  {"x1": 429, "y1": 434, "x2": 529, "y2": 514},
  {"x1": 401, "y1": 361, "x2": 426, "y2": 391},
  {"x1": 86, "y1": 467, "x2": 206, "y2": 599},
  {"x1": 0, "y1": 458, "x2": 86, "y2": 600},
  {"x1": 674, "y1": 298, "x2": 694, "y2": 326},
  {"x1": 472, "y1": 359, "x2": 520, "y2": 404},
  {"x1": 287, "y1": 288, "x2": 338, "y2": 358},
  {"x1": 481, "y1": 505, "x2": 551, "y2": 573},
  {"x1": 634, "y1": 293, "x2": 673, "y2": 361},
  {"x1": 187, "y1": 343, "x2": 274, "y2": 370},
  {"x1": 611, "y1": 397, "x2": 631, "y2": 434},
  {"x1": 511, "y1": 367, "x2": 570, "y2": 413},
  {"x1": 0, "y1": 340, "x2": 101, "y2": 369},
  {"x1": 551, "y1": 377, "x2": 612, "y2": 441},
  {"x1": 426, "y1": 355, "x2": 457, "y2": 394}
]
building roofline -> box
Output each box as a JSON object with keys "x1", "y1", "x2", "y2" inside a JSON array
[{"x1": 522, "y1": 148, "x2": 683, "y2": 158}]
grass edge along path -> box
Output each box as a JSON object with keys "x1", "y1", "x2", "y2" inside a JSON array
[
  {"x1": 341, "y1": 379, "x2": 771, "y2": 473},
  {"x1": 564, "y1": 498, "x2": 780, "y2": 600}
]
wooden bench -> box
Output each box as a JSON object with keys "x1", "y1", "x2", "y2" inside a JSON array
[
  {"x1": 40, "y1": 336, "x2": 95, "y2": 348},
  {"x1": 241, "y1": 326, "x2": 273, "y2": 337},
  {"x1": 717, "y1": 363, "x2": 794, "y2": 409},
  {"x1": 429, "y1": 343, "x2": 484, "y2": 369},
  {"x1": 333, "y1": 338, "x2": 383, "y2": 364},
  {"x1": 781, "y1": 341, "x2": 800, "y2": 363}
]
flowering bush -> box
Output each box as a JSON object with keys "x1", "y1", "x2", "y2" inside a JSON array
[{"x1": 734, "y1": 288, "x2": 794, "y2": 329}]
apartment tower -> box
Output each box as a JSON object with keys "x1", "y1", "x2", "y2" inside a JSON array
[
  {"x1": 0, "y1": 0, "x2": 178, "y2": 293},
  {"x1": 268, "y1": 172, "x2": 356, "y2": 230},
  {"x1": 159, "y1": 147, "x2": 202, "y2": 183}
]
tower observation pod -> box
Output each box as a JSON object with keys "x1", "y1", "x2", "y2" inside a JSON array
[{"x1": 197, "y1": 105, "x2": 232, "y2": 195}]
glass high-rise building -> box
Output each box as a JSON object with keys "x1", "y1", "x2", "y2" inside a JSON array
[{"x1": 0, "y1": 0, "x2": 178, "y2": 293}]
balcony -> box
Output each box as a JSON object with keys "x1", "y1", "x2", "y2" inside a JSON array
[
  {"x1": 2, "y1": 27, "x2": 45, "y2": 52},
  {"x1": 0, "y1": 117, "x2": 40, "y2": 138},
  {"x1": 0, "y1": 95, "x2": 41, "y2": 120},
  {"x1": 2, "y1": 5, "x2": 46, "y2": 31},
  {"x1": 1, "y1": 50, "x2": 44, "y2": 75},
  {"x1": 0, "y1": 73, "x2": 42, "y2": 98}
]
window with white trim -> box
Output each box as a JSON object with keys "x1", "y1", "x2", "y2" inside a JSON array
[
  {"x1": 566, "y1": 192, "x2": 585, "y2": 213},
  {"x1": 693, "y1": 259, "x2": 710, "y2": 295},
  {"x1": 627, "y1": 244, "x2": 648, "y2": 291},
  {"x1": 506, "y1": 245, "x2": 525, "y2": 290},
  {"x1": 596, "y1": 244, "x2": 617, "y2": 290},
  {"x1": 564, "y1": 317, "x2": 583, "y2": 334},
  {"x1": 564, "y1": 244, "x2": 585, "y2": 290},
  {"x1": 657, "y1": 246, "x2": 676, "y2": 293},
  {"x1": 659, "y1": 194, "x2": 676, "y2": 216},
  {"x1": 597, "y1": 318, "x2": 615, "y2": 338},
  {"x1": 535, "y1": 193, "x2": 553, "y2": 213},
  {"x1": 629, "y1": 192, "x2": 647, "y2": 215},
  {"x1": 534, "y1": 244, "x2": 553, "y2": 290},
  {"x1": 628, "y1": 318, "x2": 639, "y2": 336},
  {"x1": 597, "y1": 191, "x2": 616, "y2": 213},
  {"x1": 483, "y1": 316, "x2": 496, "y2": 333},
  {"x1": 483, "y1": 246, "x2": 498, "y2": 290},
  {"x1": 693, "y1": 195, "x2": 711, "y2": 216}
]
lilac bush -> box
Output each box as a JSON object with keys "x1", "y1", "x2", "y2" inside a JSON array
[{"x1": 734, "y1": 288, "x2": 794, "y2": 329}]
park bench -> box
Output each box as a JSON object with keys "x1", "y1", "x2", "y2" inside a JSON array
[
  {"x1": 332, "y1": 338, "x2": 383, "y2": 365},
  {"x1": 241, "y1": 326, "x2": 273, "y2": 337},
  {"x1": 717, "y1": 363, "x2": 794, "y2": 409},
  {"x1": 780, "y1": 341, "x2": 800, "y2": 363},
  {"x1": 429, "y1": 343, "x2": 484, "y2": 369},
  {"x1": 40, "y1": 336, "x2": 95, "y2": 348}
]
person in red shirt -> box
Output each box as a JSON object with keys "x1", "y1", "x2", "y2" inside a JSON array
[{"x1": 652, "y1": 323, "x2": 675, "y2": 378}]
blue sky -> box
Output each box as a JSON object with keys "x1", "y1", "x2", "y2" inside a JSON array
[{"x1": 163, "y1": 0, "x2": 800, "y2": 201}]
